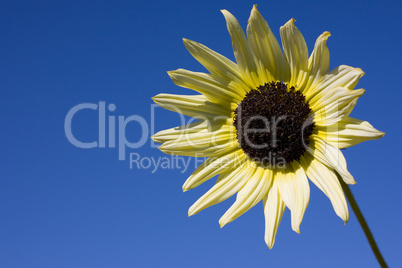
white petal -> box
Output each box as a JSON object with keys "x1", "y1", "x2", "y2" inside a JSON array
[
  {"x1": 263, "y1": 177, "x2": 286, "y2": 249},
  {"x1": 221, "y1": 9, "x2": 261, "y2": 88},
  {"x1": 168, "y1": 69, "x2": 245, "y2": 104},
  {"x1": 219, "y1": 165, "x2": 273, "y2": 227},
  {"x1": 280, "y1": 19, "x2": 309, "y2": 89},
  {"x1": 305, "y1": 65, "x2": 364, "y2": 101},
  {"x1": 308, "y1": 134, "x2": 356, "y2": 184},
  {"x1": 300, "y1": 154, "x2": 349, "y2": 223},
  {"x1": 312, "y1": 87, "x2": 365, "y2": 126},
  {"x1": 183, "y1": 149, "x2": 246, "y2": 191},
  {"x1": 188, "y1": 161, "x2": 254, "y2": 216},
  {"x1": 303, "y1": 32, "x2": 330, "y2": 93},
  {"x1": 152, "y1": 94, "x2": 231, "y2": 119},
  {"x1": 276, "y1": 161, "x2": 310, "y2": 233},
  {"x1": 316, "y1": 117, "x2": 385, "y2": 149},
  {"x1": 246, "y1": 5, "x2": 286, "y2": 83}
]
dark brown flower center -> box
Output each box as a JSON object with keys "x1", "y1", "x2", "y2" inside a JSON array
[{"x1": 233, "y1": 82, "x2": 314, "y2": 168}]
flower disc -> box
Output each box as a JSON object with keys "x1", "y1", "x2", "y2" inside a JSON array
[{"x1": 234, "y1": 82, "x2": 314, "y2": 167}]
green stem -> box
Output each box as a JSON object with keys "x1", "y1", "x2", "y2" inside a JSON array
[{"x1": 339, "y1": 178, "x2": 388, "y2": 268}]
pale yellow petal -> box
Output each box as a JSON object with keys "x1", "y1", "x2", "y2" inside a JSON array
[
  {"x1": 221, "y1": 9, "x2": 261, "y2": 88},
  {"x1": 246, "y1": 5, "x2": 287, "y2": 83},
  {"x1": 183, "y1": 149, "x2": 246, "y2": 191},
  {"x1": 152, "y1": 94, "x2": 231, "y2": 119},
  {"x1": 276, "y1": 161, "x2": 310, "y2": 233},
  {"x1": 300, "y1": 154, "x2": 349, "y2": 223},
  {"x1": 159, "y1": 127, "x2": 238, "y2": 157},
  {"x1": 305, "y1": 65, "x2": 364, "y2": 101},
  {"x1": 168, "y1": 69, "x2": 245, "y2": 104},
  {"x1": 303, "y1": 32, "x2": 330, "y2": 93},
  {"x1": 188, "y1": 161, "x2": 254, "y2": 216},
  {"x1": 219, "y1": 165, "x2": 273, "y2": 227},
  {"x1": 280, "y1": 19, "x2": 309, "y2": 89},
  {"x1": 316, "y1": 117, "x2": 385, "y2": 149},
  {"x1": 263, "y1": 177, "x2": 286, "y2": 249},
  {"x1": 183, "y1": 38, "x2": 250, "y2": 95},
  {"x1": 312, "y1": 87, "x2": 365, "y2": 126},
  {"x1": 152, "y1": 119, "x2": 229, "y2": 143},
  {"x1": 308, "y1": 134, "x2": 356, "y2": 184}
]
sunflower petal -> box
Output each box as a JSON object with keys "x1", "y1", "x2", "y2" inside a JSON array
[
  {"x1": 276, "y1": 161, "x2": 310, "y2": 233},
  {"x1": 305, "y1": 65, "x2": 364, "y2": 101},
  {"x1": 183, "y1": 38, "x2": 250, "y2": 96},
  {"x1": 247, "y1": 5, "x2": 286, "y2": 83},
  {"x1": 152, "y1": 119, "x2": 230, "y2": 143},
  {"x1": 316, "y1": 117, "x2": 385, "y2": 149},
  {"x1": 219, "y1": 166, "x2": 273, "y2": 227},
  {"x1": 309, "y1": 135, "x2": 356, "y2": 184},
  {"x1": 280, "y1": 19, "x2": 309, "y2": 89},
  {"x1": 183, "y1": 149, "x2": 245, "y2": 191},
  {"x1": 312, "y1": 87, "x2": 365, "y2": 126},
  {"x1": 159, "y1": 127, "x2": 238, "y2": 157},
  {"x1": 300, "y1": 154, "x2": 349, "y2": 223},
  {"x1": 221, "y1": 9, "x2": 261, "y2": 88},
  {"x1": 188, "y1": 161, "x2": 254, "y2": 216},
  {"x1": 303, "y1": 32, "x2": 330, "y2": 93},
  {"x1": 168, "y1": 69, "x2": 245, "y2": 104},
  {"x1": 152, "y1": 94, "x2": 231, "y2": 119},
  {"x1": 263, "y1": 177, "x2": 286, "y2": 249}
]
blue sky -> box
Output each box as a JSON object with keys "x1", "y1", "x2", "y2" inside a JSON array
[{"x1": 1, "y1": 0, "x2": 401, "y2": 267}]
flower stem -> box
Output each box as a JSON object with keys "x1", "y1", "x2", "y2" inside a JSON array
[{"x1": 339, "y1": 179, "x2": 388, "y2": 268}]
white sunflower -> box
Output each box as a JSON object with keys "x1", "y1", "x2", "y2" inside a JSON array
[{"x1": 152, "y1": 6, "x2": 384, "y2": 248}]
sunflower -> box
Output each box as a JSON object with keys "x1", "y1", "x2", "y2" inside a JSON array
[{"x1": 152, "y1": 5, "x2": 384, "y2": 249}]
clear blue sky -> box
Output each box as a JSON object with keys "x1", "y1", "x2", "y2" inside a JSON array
[{"x1": 1, "y1": 0, "x2": 401, "y2": 267}]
